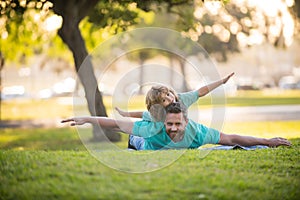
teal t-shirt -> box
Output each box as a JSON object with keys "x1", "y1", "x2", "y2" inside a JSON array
[{"x1": 132, "y1": 119, "x2": 220, "y2": 150}]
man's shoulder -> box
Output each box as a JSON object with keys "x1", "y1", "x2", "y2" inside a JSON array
[
  {"x1": 186, "y1": 119, "x2": 208, "y2": 133},
  {"x1": 133, "y1": 120, "x2": 164, "y2": 137}
]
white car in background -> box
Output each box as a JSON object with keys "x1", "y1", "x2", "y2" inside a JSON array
[{"x1": 278, "y1": 76, "x2": 300, "y2": 89}]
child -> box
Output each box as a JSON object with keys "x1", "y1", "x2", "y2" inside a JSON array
[{"x1": 116, "y1": 72, "x2": 235, "y2": 121}]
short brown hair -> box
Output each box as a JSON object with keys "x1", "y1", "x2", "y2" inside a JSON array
[{"x1": 165, "y1": 102, "x2": 187, "y2": 120}]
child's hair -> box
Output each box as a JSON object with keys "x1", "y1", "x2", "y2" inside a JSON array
[
  {"x1": 145, "y1": 84, "x2": 179, "y2": 111},
  {"x1": 145, "y1": 84, "x2": 179, "y2": 121}
]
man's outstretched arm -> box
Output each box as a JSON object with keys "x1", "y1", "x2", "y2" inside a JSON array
[
  {"x1": 218, "y1": 133, "x2": 291, "y2": 147},
  {"x1": 61, "y1": 116, "x2": 134, "y2": 134}
]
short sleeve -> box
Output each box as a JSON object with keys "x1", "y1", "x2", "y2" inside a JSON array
[
  {"x1": 132, "y1": 121, "x2": 164, "y2": 138},
  {"x1": 202, "y1": 128, "x2": 220, "y2": 144},
  {"x1": 142, "y1": 111, "x2": 152, "y2": 121},
  {"x1": 178, "y1": 90, "x2": 199, "y2": 108}
]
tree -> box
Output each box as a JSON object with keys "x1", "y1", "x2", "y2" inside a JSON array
[
  {"x1": 1, "y1": 0, "x2": 297, "y2": 140},
  {"x1": 0, "y1": 0, "x2": 143, "y2": 141},
  {"x1": 1, "y1": 0, "x2": 192, "y2": 140}
]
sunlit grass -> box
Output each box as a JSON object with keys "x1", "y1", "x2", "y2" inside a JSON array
[
  {"x1": 1, "y1": 98, "x2": 74, "y2": 120},
  {"x1": 2, "y1": 90, "x2": 300, "y2": 120},
  {"x1": 0, "y1": 139, "x2": 299, "y2": 200},
  {"x1": 0, "y1": 128, "x2": 84, "y2": 151},
  {"x1": 221, "y1": 120, "x2": 300, "y2": 139},
  {"x1": 1, "y1": 89, "x2": 299, "y2": 200}
]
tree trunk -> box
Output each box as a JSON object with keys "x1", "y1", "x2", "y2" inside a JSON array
[
  {"x1": 52, "y1": 0, "x2": 120, "y2": 141},
  {"x1": 169, "y1": 55, "x2": 189, "y2": 92},
  {"x1": 178, "y1": 58, "x2": 189, "y2": 92},
  {"x1": 138, "y1": 59, "x2": 145, "y2": 94}
]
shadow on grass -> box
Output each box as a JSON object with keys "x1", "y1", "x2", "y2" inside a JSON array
[
  {"x1": 0, "y1": 128, "x2": 85, "y2": 150},
  {"x1": 0, "y1": 127, "x2": 130, "y2": 151}
]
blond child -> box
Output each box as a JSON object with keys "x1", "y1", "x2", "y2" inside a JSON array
[{"x1": 116, "y1": 72, "x2": 235, "y2": 121}]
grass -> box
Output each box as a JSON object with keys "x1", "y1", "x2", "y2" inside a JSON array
[
  {"x1": 1, "y1": 90, "x2": 300, "y2": 199},
  {"x1": 0, "y1": 121, "x2": 300, "y2": 199},
  {"x1": 0, "y1": 140, "x2": 299, "y2": 200}
]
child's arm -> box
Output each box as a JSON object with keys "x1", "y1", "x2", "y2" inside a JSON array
[
  {"x1": 197, "y1": 72, "x2": 234, "y2": 97},
  {"x1": 115, "y1": 107, "x2": 143, "y2": 118},
  {"x1": 61, "y1": 116, "x2": 134, "y2": 134}
]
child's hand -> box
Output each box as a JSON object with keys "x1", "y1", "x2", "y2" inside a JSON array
[
  {"x1": 222, "y1": 72, "x2": 235, "y2": 84},
  {"x1": 61, "y1": 117, "x2": 86, "y2": 126},
  {"x1": 115, "y1": 107, "x2": 127, "y2": 117}
]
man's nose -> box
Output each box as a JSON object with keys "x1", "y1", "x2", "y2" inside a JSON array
[{"x1": 171, "y1": 125, "x2": 177, "y2": 131}]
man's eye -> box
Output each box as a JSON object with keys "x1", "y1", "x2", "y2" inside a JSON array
[
  {"x1": 166, "y1": 93, "x2": 170, "y2": 96},
  {"x1": 162, "y1": 99, "x2": 165, "y2": 102}
]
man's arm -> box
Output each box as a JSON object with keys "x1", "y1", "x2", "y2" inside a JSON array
[
  {"x1": 115, "y1": 107, "x2": 144, "y2": 118},
  {"x1": 198, "y1": 72, "x2": 234, "y2": 97},
  {"x1": 61, "y1": 116, "x2": 134, "y2": 134},
  {"x1": 218, "y1": 133, "x2": 291, "y2": 147}
]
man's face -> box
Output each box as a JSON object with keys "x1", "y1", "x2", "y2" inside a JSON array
[{"x1": 164, "y1": 112, "x2": 188, "y2": 143}]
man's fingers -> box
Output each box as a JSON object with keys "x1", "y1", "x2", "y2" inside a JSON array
[
  {"x1": 272, "y1": 137, "x2": 292, "y2": 147},
  {"x1": 61, "y1": 118, "x2": 74, "y2": 123}
]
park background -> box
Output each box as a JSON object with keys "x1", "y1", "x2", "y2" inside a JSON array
[{"x1": 1, "y1": 0, "x2": 300, "y2": 199}]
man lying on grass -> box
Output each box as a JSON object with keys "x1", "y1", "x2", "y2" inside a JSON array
[{"x1": 61, "y1": 102, "x2": 291, "y2": 150}]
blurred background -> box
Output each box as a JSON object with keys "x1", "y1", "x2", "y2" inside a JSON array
[{"x1": 1, "y1": 0, "x2": 300, "y2": 139}]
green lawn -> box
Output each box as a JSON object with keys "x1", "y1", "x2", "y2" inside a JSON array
[
  {"x1": 1, "y1": 90, "x2": 300, "y2": 199},
  {"x1": 0, "y1": 122, "x2": 299, "y2": 200},
  {"x1": 0, "y1": 140, "x2": 299, "y2": 200}
]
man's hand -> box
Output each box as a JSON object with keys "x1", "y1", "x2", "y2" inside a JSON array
[
  {"x1": 267, "y1": 137, "x2": 292, "y2": 147},
  {"x1": 61, "y1": 117, "x2": 87, "y2": 126}
]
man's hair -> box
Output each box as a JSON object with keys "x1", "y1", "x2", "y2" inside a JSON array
[
  {"x1": 165, "y1": 102, "x2": 188, "y2": 120},
  {"x1": 145, "y1": 84, "x2": 179, "y2": 111}
]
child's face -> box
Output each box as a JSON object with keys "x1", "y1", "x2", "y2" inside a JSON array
[{"x1": 160, "y1": 92, "x2": 176, "y2": 107}]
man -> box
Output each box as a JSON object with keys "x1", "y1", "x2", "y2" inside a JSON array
[{"x1": 61, "y1": 102, "x2": 291, "y2": 150}]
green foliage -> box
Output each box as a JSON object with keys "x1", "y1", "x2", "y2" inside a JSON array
[
  {"x1": 0, "y1": 0, "x2": 56, "y2": 63},
  {"x1": 88, "y1": 1, "x2": 139, "y2": 32},
  {"x1": 1, "y1": 0, "x2": 298, "y2": 66},
  {"x1": 0, "y1": 0, "x2": 156, "y2": 64}
]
